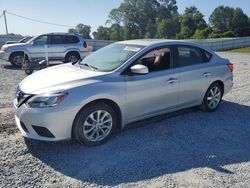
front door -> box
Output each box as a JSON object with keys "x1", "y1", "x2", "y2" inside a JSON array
[
  {"x1": 27, "y1": 35, "x2": 48, "y2": 61},
  {"x1": 124, "y1": 46, "x2": 180, "y2": 122}
]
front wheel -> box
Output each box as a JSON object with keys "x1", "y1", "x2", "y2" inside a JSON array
[
  {"x1": 73, "y1": 102, "x2": 117, "y2": 146},
  {"x1": 9, "y1": 52, "x2": 25, "y2": 68},
  {"x1": 201, "y1": 83, "x2": 223, "y2": 112}
]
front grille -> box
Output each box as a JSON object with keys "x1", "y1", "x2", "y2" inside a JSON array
[
  {"x1": 32, "y1": 125, "x2": 55, "y2": 138},
  {"x1": 16, "y1": 88, "x2": 25, "y2": 102},
  {"x1": 15, "y1": 86, "x2": 32, "y2": 107}
]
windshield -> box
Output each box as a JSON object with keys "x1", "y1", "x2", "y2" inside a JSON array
[
  {"x1": 79, "y1": 43, "x2": 145, "y2": 71},
  {"x1": 27, "y1": 36, "x2": 37, "y2": 44}
]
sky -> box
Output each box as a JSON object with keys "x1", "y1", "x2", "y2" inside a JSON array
[{"x1": 0, "y1": 0, "x2": 250, "y2": 36}]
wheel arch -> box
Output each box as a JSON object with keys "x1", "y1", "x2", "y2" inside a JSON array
[
  {"x1": 211, "y1": 80, "x2": 224, "y2": 96},
  {"x1": 65, "y1": 50, "x2": 81, "y2": 57},
  {"x1": 71, "y1": 98, "x2": 123, "y2": 138},
  {"x1": 9, "y1": 51, "x2": 30, "y2": 61}
]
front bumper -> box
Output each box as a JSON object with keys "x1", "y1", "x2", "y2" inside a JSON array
[
  {"x1": 0, "y1": 50, "x2": 10, "y2": 61},
  {"x1": 14, "y1": 98, "x2": 80, "y2": 141}
]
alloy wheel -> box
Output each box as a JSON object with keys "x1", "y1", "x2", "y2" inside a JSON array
[
  {"x1": 83, "y1": 110, "x2": 113, "y2": 142},
  {"x1": 68, "y1": 55, "x2": 78, "y2": 63},
  {"x1": 13, "y1": 56, "x2": 24, "y2": 66},
  {"x1": 207, "y1": 86, "x2": 221, "y2": 109}
]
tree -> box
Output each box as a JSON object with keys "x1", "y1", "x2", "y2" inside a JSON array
[
  {"x1": 68, "y1": 28, "x2": 77, "y2": 34},
  {"x1": 106, "y1": 0, "x2": 179, "y2": 39},
  {"x1": 192, "y1": 27, "x2": 212, "y2": 39},
  {"x1": 68, "y1": 24, "x2": 92, "y2": 39},
  {"x1": 209, "y1": 6, "x2": 250, "y2": 37},
  {"x1": 109, "y1": 24, "x2": 124, "y2": 40},
  {"x1": 232, "y1": 8, "x2": 250, "y2": 36},
  {"x1": 156, "y1": 17, "x2": 180, "y2": 38},
  {"x1": 179, "y1": 6, "x2": 207, "y2": 39},
  {"x1": 209, "y1": 6, "x2": 235, "y2": 34},
  {"x1": 93, "y1": 26, "x2": 111, "y2": 40}
]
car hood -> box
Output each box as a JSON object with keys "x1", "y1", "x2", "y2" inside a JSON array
[
  {"x1": 2, "y1": 43, "x2": 29, "y2": 50},
  {"x1": 19, "y1": 63, "x2": 108, "y2": 94}
]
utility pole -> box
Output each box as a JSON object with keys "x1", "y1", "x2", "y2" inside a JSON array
[{"x1": 3, "y1": 10, "x2": 8, "y2": 34}]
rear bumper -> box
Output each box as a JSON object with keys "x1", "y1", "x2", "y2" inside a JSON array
[
  {"x1": 80, "y1": 51, "x2": 91, "y2": 59},
  {"x1": 224, "y1": 73, "x2": 233, "y2": 95}
]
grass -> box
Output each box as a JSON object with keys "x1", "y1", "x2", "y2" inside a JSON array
[{"x1": 227, "y1": 47, "x2": 250, "y2": 53}]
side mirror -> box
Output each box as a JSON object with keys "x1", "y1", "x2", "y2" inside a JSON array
[{"x1": 130, "y1": 64, "x2": 149, "y2": 75}]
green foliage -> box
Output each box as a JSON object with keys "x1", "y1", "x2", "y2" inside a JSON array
[
  {"x1": 208, "y1": 32, "x2": 222, "y2": 39},
  {"x1": 179, "y1": 6, "x2": 207, "y2": 39},
  {"x1": 209, "y1": 6, "x2": 250, "y2": 37},
  {"x1": 156, "y1": 17, "x2": 180, "y2": 38},
  {"x1": 104, "y1": 0, "x2": 179, "y2": 40},
  {"x1": 92, "y1": 26, "x2": 111, "y2": 40},
  {"x1": 192, "y1": 27, "x2": 212, "y2": 39},
  {"x1": 91, "y1": 1, "x2": 250, "y2": 40},
  {"x1": 68, "y1": 24, "x2": 92, "y2": 39},
  {"x1": 221, "y1": 31, "x2": 235, "y2": 38}
]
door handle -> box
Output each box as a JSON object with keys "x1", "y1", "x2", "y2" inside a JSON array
[
  {"x1": 203, "y1": 72, "x2": 212, "y2": 77},
  {"x1": 167, "y1": 78, "x2": 178, "y2": 84}
]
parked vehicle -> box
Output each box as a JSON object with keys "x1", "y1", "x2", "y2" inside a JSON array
[
  {"x1": 14, "y1": 39, "x2": 233, "y2": 146},
  {"x1": 5, "y1": 36, "x2": 33, "y2": 45},
  {"x1": 0, "y1": 33, "x2": 91, "y2": 67}
]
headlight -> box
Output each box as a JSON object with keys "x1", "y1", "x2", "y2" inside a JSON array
[
  {"x1": 1, "y1": 46, "x2": 9, "y2": 51},
  {"x1": 26, "y1": 92, "x2": 67, "y2": 108}
]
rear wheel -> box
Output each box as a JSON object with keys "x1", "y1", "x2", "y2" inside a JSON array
[
  {"x1": 201, "y1": 83, "x2": 223, "y2": 112},
  {"x1": 73, "y1": 102, "x2": 117, "y2": 146},
  {"x1": 9, "y1": 52, "x2": 25, "y2": 68},
  {"x1": 65, "y1": 52, "x2": 80, "y2": 63}
]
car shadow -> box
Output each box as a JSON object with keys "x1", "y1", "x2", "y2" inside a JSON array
[
  {"x1": 25, "y1": 100, "x2": 250, "y2": 186},
  {"x1": 3, "y1": 64, "x2": 21, "y2": 70},
  {"x1": 3, "y1": 62, "x2": 62, "y2": 70}
]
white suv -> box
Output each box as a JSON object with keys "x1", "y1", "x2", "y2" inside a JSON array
[{"x1": 0, "y1": 33, "x2": 91, "y2": 67}]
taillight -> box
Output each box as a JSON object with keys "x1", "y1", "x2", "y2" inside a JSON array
[
  {"x1": 227, "y1": 63, "x2": 233, "y2": 72},
  {"x1": 83, "y1": 41, "x2": 88, "y2": 48}
]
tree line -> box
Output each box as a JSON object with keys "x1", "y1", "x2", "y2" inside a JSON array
[{"x1": 68, "y1": 0, "x2": 250, "y2": 40}]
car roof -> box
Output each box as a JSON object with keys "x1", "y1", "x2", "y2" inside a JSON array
[
  {"x1": 45, "y1": 32, "x2": 81, "y2": 36},
  {"x1": 118, "y1": 39, "x2": 206, "y2": 49}
]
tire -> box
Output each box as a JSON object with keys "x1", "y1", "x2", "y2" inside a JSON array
[
  {"x1": 64, "y1": 52, "x2": 80, "y2": 63},
  {"x1": 201, "y1": 82, "x2": 223, "y2": 112},
  {"x1": 9, "y1": 52, "x2": 25, "y2": 68},
  {"x1": 25, "y1": 68, "x2": 33, "y2": 75},
  {"x1": 73, "y1": 102, "x2": 118, "y2": 146}
]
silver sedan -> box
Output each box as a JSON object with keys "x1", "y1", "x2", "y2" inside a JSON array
[{"x1": 14, "y1": 39, "x2": 233, "y2": 146}]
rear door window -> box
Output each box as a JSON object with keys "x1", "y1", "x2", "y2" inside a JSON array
[
  {"x1": 63, "y1": 36, "x2": 80, "y2": 44},
  {"x1": 175, "y1": 46, "x2": 204, "y2": 67},
  {"x1": 202, "y1": 50, "x2": 212, "y2": 62},
  {"x1": 50, "y1": 35, "x2": 64, "y2": 44}
]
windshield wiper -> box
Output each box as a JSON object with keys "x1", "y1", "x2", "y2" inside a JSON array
[{"x1": 80, "y1": 63, "x2": 98, "y2": 71}]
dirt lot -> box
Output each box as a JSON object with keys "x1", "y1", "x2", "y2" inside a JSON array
[{"x1": 0, "y1": 52, "x2": 250, "y2": 188}]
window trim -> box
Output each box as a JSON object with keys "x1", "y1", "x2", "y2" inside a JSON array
[
  {"x1": 33, "y1": 35, "x2": 48, "y2": 45},
  {"x1": 122, "y1": 45, "x2": 174, "y2": 76},
  {"x1": 172, "y1": 45, "x2": 213, "y2": 68},
  {"x1": 49, "y1": 35, "x2": 64, "y2": 45}
]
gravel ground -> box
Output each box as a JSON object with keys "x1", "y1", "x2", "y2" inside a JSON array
[{"x1": 0, "y1": 52, "x2": 250, "y2": 188}]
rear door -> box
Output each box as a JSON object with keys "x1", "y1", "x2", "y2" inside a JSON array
[
  {"x1": 173, "y1": 46, "x2": 213, "y2": 106},
  {"x1": 47, "y1": 35, "x2": 65, "y2": 60}
]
